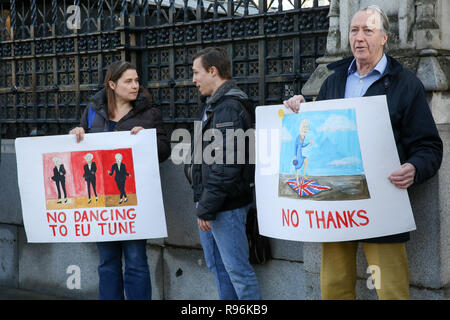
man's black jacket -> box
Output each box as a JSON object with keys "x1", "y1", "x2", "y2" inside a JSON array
[
  {"x1": 316, "y1": 55, "x2": 443, "y2": 243},
  {"x1": 185, "y1": 80, "x2": 254, "y2": 221}
]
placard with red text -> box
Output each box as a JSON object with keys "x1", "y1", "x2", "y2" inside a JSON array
[
  {"x1": 255, "y1": 95, "x2": 416, "y2": 242},
  {"x1": 15, "y1": 129, "x2": 167, "y2": 242}
]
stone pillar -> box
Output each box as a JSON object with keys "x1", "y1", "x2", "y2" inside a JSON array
[
  {"x1": 302, "y1": 0, "x2": 450, "y2": 299},
  {"x1": 415, "y1": 0, "x2": 448, "y2": 93}
]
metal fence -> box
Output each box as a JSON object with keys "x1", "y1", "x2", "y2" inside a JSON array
[{"x1": 0, "y1": 0, "x2": 329, "y2": 138}]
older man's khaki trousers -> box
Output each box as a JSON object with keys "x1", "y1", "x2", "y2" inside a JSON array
[{"x1": 320, "y1": 242, "x2": 410, "y2": 300}]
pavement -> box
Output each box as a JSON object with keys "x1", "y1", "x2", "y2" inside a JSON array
[{"x1": 0, "y1": 286, "x2": 69, "y2": 300}]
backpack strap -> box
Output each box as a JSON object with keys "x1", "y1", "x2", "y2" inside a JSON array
[{"x1": 87, "y1": 103, "x2": 96, "y2": 129}]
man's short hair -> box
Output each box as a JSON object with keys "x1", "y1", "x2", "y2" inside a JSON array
[{"x1": 192, "y1": 47, "x2": 232, "y2": 80}]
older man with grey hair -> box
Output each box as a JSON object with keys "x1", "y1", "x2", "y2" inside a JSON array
[{"x1": 284, "y1": 5, "x2": 442, "y2": 299}]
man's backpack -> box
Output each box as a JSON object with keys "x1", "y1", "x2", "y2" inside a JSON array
[
  {"x1": 246, "y1": 205, "x2": 272, "y2": 264},
  {"x1": 235, "y1": 98, "x2": 272, "y2": 265}
]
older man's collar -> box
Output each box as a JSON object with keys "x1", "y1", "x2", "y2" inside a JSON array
[
  {"x1": 347, "y1": 53, "x2": 387, "y2": 76},
  {"x1": 327, "y1": 55, "x2": 403, "y2": 78}
]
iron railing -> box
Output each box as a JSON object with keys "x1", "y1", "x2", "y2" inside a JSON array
[{"x1": 0, "y1": 0, "x2": 329, "y2": 138}]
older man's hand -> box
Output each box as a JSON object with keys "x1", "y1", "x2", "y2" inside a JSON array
[
  {"x1": 283, "y1": 95, "x2": 305, "y2": 113},
  {"x1": 388, "y1": 163, "x2": 416, "y2": 189}
]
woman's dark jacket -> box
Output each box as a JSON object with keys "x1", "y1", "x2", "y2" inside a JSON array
[
  {"x1": 78, "y1": 88, "x2": 170, "y2": 162},
  {"x1": 185, "y1": 80, "x2": 254, "y2": 221},
  {"x1": 316, "y1": 55, "x2": 443, "y2": 243}
]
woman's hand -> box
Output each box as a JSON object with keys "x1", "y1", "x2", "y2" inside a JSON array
[
  {"x1": 130, "y1": 126, "x2": 144, "y2": 135},
  {"x1": 283, "y1": 95, "x2": 305, "y2": 113},
  {"x1": 69, "y1": 127, "x2": 85, "y2": 143}
]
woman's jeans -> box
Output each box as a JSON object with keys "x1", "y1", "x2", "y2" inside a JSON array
[
  {"x1": 96, "y1": 239, "x2": 151, "y2": 300},
  {"x1": 198, "y1": 204, "x2": 261, "y2": 300}
]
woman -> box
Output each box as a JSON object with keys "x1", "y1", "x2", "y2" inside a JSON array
[{"x1": 70, "y1": 61, "x2": 170, "y2": 300}]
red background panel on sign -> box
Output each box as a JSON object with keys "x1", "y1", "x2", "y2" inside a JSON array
[{"x1": 100, "y1": 148, "x2": 136, "y2": 195}]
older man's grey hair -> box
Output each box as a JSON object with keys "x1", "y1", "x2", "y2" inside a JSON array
[
  {"x1": 356, "y1": 5, "x2": 390, "y2": 50},
  {"x1": 359, "y1": 5, "x2": 390, "y2": 35}
]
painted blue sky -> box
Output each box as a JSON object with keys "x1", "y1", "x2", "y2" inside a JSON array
[{"x1": 279, "y1": 109, "x2": 365, "y2": 176}]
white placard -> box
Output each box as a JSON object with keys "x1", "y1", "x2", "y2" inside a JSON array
[
  {"x1": 15, "y1": 129, "x2": 167, "y2": 243},
  {"x1": 255, "y1": 95, "x2": 415, "y2": 242}
]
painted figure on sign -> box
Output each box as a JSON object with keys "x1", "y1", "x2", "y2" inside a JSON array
[
  {"x1": 51, "y1": 157, "x2": 67, "y2": 204},
  {"x1": 83, "y1": 153, "x2": 98, "y2": 204},
  {"x1": 284, "y1": 117, "x2": 331, "y2": 198},
  {"x1": 293, "y1": 119, "x2": 313, "y2": 184},
  {"x1": 108, "y1": 153, "x2": 130, "y2": 204}
]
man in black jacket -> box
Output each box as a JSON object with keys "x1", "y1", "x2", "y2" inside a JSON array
[
  {"x1": 284, "y1": 5, "x2": 443, "y2": 299},
  {"x1": 186, "y1": 47, "x2": 261, "y2": 299}
]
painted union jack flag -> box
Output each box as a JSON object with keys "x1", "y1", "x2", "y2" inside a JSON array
[{"x1": 286, "y1": 178, "x2": 331, "y2": 197}]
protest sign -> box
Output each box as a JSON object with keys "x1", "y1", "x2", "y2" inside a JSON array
[
  {"x1": 255, "y1": 95, "x2": 416, "y2": 242},
  {"x1": 15, "y1": 129, "x2": 167, "y2": 242}
]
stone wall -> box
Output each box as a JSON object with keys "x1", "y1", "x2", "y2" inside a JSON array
[{"x1": 1, "y1": 136, "x2": 449, "y2": 299}]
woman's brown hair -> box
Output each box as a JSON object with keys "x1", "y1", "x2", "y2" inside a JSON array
[{"x1": 104, "y1": 61, "x2": 151, "y2": 118}]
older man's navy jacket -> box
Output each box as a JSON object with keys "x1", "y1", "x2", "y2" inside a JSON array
[{"x1": 316, "y1": 55, "x2": 443, "y2": 243}]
